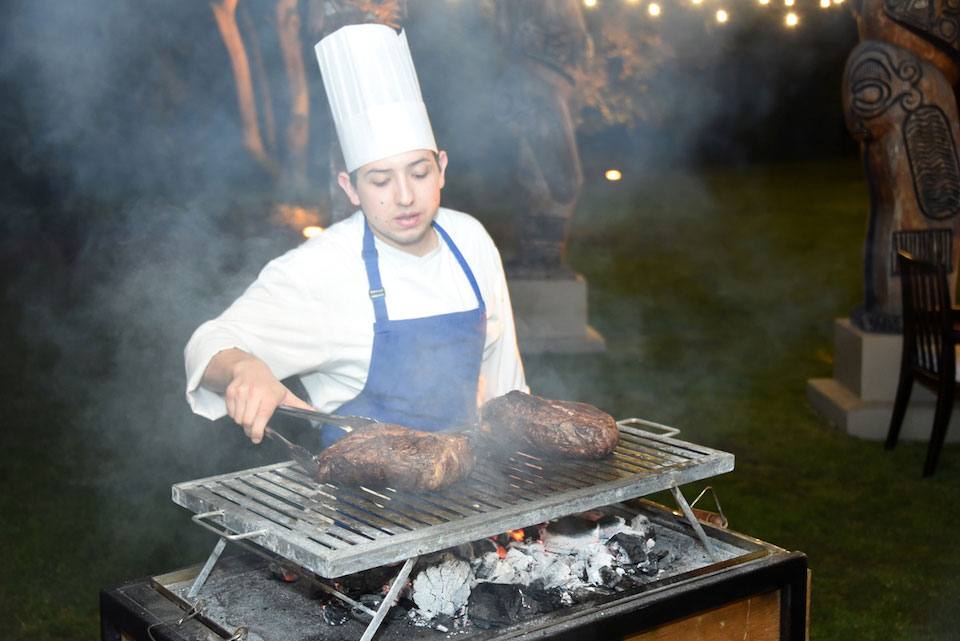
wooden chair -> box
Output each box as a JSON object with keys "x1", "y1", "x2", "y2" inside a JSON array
[{"x1": 886, "y1": 250, "x2": 960, "y2": 476}]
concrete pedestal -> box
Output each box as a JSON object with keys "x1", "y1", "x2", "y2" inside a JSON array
[
  {"x1": 508, "y1": 275, "x2": 605, "y2": 354},
  {"x1": 806, "y1": 318, "x2": 959, "y2": 442}
]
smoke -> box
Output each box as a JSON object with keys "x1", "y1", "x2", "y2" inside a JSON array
[{"x1": 0, "y1": 0, "x2": 859, "y2": 592}]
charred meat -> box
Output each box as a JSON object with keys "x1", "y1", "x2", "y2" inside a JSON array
[
  {"x1": 315, "y1": 425, "x2": 475, "y2": 491},
  {"x1": 480, "y1": 391, "x2": 619, "y2": 459}
]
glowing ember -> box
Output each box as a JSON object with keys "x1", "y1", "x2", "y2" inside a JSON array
[
  {"x1": 715, "y1": 8, "x2": 728, "y2": 23},
  {"x1": 302, "y1": 225, "x2": 324, "y2": 239},
  {"x1": 605, "y1": 168, "x2": 623, "y2": 182},
  {"x1": 785, "y1": 11, "x2": 798, "y2": 26},
  {"x1": 647, "y1": 2, "x2": 661, "y2": 17},
  {"x1": 507, "y1": 529, "x2": 525, "y2": 542}
]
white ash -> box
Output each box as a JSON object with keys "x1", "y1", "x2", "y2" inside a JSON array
[
  {"x1": 409, "y1": 512, "x2": 699, "y2": 622},
  {"x1": 410, "y1": 554, "x2": 472, "y2": 618},
  {"x1": 541, "y1": 515, "x2": 600, "y2": 555}
]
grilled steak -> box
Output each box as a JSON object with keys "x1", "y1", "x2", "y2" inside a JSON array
[
  {"x1": 480, "y1": 391, "x2": 619, "y2": 459},
  {"x1": 315, "y1": 424, "x2": 475, "y2": 491}
]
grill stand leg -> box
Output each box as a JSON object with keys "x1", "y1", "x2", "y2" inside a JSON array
[
  {"x1": 359, "y1": 556, "x2": 418, "y2": 641},
  {"x1": 187, "y1": 537, "x2": 227, "y2": 600},
  {"x1": 669, "y1": 483, "x2": 718, "y2": 562}
]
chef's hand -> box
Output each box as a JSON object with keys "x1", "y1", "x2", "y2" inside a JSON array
[{"x1": 203, "y1": 348, "x2": 314, "y2": 444}]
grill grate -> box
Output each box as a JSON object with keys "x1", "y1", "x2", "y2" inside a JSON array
[{"x1": 173, "y1": 425, "x2": 734, "y2": 577}]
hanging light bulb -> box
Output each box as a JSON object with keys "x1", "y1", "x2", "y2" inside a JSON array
[
  {"x1": 583, "y1": 0, "x2": 598, "y2": 8},
  {"x1": 758, "y1": 0, "x2": 770, "y2": 5},
  {"x1": 784, "y1": 0, "x2": 795, "y2": 6},
  {"x1": 716, "y1": 8, "x2": 729, "y2": 22},
  {"x1": 819, "y1": 0, "x2": 831, "y2": 7},
  {"x1": 648, "y1": 2, "x2": 661, "y2": 16},
  {"x1": 785, "y1": 11, "x2": 799, "y2": 26}
]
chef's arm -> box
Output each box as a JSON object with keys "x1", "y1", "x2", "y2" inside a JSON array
[{"x1": 202, "y1": 348, "x2": 313, "y2": 444}]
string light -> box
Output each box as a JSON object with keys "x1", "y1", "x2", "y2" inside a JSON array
[
  {"x1": 611, "y1": 0, "x2": 846, "y2": 29},
  {"x1": 605, "y1": 169, "x2": 623, "y2": 181},
  {"x1": 583, "y1": 0, "x2": 598, "y2": 8}
]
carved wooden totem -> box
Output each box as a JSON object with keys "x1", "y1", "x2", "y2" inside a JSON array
[
  {"x1": 843, "y1": 0, "x2": 960, "y2": 332},
  {"x1": 493, "y1": 0, "x2": 591, "y2": 279}
]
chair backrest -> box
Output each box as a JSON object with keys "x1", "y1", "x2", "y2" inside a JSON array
[{"x1": 897, "y1": 250, "x2": 954, "y2": 379}]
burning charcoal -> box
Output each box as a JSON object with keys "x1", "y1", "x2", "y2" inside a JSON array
[
  {"x1": 597, "y1": 515, "x2": 628, "y2": 541},
  {"x1": 473, "y1": 550, "x2": 515, "y2": 584},
  {"x1": 582, "y1": 542, "x2": 616, "y2": 585},
  {"x1": 638, "y1": 550, "x2": 668, "y2": 577},
  {"x1": 607, "y1": 532, "x2": 653, "y2": 565},
  {"x1": 336, "y1": 564, "x2": 399, "y2": 596},
  {"x1": 600, "y1": 565, "x2": 632, "y2": 591},
  {"x1": 467, "y1": 582, "x2": 523, "y2": 629},
  {"x1": 542, "y1": 515, "x2": 600, "y2": 555},
  {"x1": 411, "y1": 555, "x2": 473, "y2": 619},
  {"x1": 320, "y1": 600, "x2": 350, "y2": 626},
  {"x1": 353, "y1": 592, "x2": 408, "y2": 620},
  {"x1": 519, "y1": 585, "x2": 565, "y2": 614},
  {"x1": 471, "y1": 538, "x2": 499, "y2": 557},
  {"x1": 629, "y1": 514, "x2": 655, "y2": 540}
]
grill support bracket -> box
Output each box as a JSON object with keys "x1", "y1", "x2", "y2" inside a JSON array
[
  {"x1": 185, "y1": 523, "x2": 420, "y2": 641},
  {"x1": 669, "y1": 483, "x2": 719, "y2": 561}
]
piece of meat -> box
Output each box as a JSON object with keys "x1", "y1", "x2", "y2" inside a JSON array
[
  {"x1": 314, "y1": 424, "x2": 475, "y2": 491},
  {"x1": 480, "y1": 391, "x2": 619, "y2": 459}
]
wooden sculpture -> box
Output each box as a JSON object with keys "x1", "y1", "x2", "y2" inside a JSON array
[
  {"x1": 493, "y1": 0, "x2": 592, "y2": 279},
  {"x1": 843, "y1": 0, "x2": 960, "y2": 332}
]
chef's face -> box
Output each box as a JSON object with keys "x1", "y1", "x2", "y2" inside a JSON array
[{"x1": 338, "y1": 149, "x2": 447, "y2": 256}]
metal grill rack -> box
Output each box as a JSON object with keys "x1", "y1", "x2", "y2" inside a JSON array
[{"x1": 173, "y1": 420, "x2": 734, "y2": 641}]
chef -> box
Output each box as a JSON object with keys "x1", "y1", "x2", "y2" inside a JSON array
[{"x1": 184, "y1": 24, "x2": 527, "y2": 447}]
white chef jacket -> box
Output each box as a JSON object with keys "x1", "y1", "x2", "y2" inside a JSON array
[{"x1": 184, "y1": 207, "x2": 528, "y2": 420}]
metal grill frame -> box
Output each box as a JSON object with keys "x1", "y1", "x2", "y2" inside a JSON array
[{"x1": 173, "y1": 424, "x2": 734, "y2": 578}]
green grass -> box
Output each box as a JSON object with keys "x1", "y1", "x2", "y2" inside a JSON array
[
  {"x1": 3, "y1": 158, "x2": 958, "y2": 640},
  {"x1": 525, "y1": 158, "x2": 960, "y2": 641}
]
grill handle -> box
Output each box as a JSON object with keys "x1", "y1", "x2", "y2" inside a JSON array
[
  {"x1": 616, "y1": 417, "x2": 681, "y2": 438},
  {"x1": 191, "y1": 510, "x2": 269, "y2": 542}
]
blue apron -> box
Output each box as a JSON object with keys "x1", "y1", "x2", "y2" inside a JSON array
[{"x1": 319, "y1": 218, "x2": 487, "y2": 448}]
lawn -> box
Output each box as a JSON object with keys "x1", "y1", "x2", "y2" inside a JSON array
[{"x1": 2, "y1": 158, "x2": 957, "y2": 640}]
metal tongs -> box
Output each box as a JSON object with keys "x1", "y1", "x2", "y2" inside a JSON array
[
  {"x1": 263, "y1": 426, "x2": 321, "y2": 477},
  {"x1": 274, "y1": 405, "x2": 381, "y2": 432},
  {"x1": 265, "y1": 406, "x2": 382, "y2": 476}
]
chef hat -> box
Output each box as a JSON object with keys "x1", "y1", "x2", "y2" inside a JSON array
[{"x1": 315, "y1": 24, "x2": 437, "y2": 173}]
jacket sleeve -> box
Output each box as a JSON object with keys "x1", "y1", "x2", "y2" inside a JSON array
[
  {"x1": 183, "y1": 249, "x2": 331, "y2": 420},
  {"x1": 477, "y1": 231, "x2": 529, "y2": 403}
]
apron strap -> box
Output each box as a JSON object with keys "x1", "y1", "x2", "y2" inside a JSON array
[
  {"x1": 361, "y1": 218, "x2": 389, "y2": 322},
  {"x1": 434, "y1": 222, "x2": 485, "y2": 310},
  {"x1": 360, "y1": 217, "x2": 486, "y2": 322}
]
